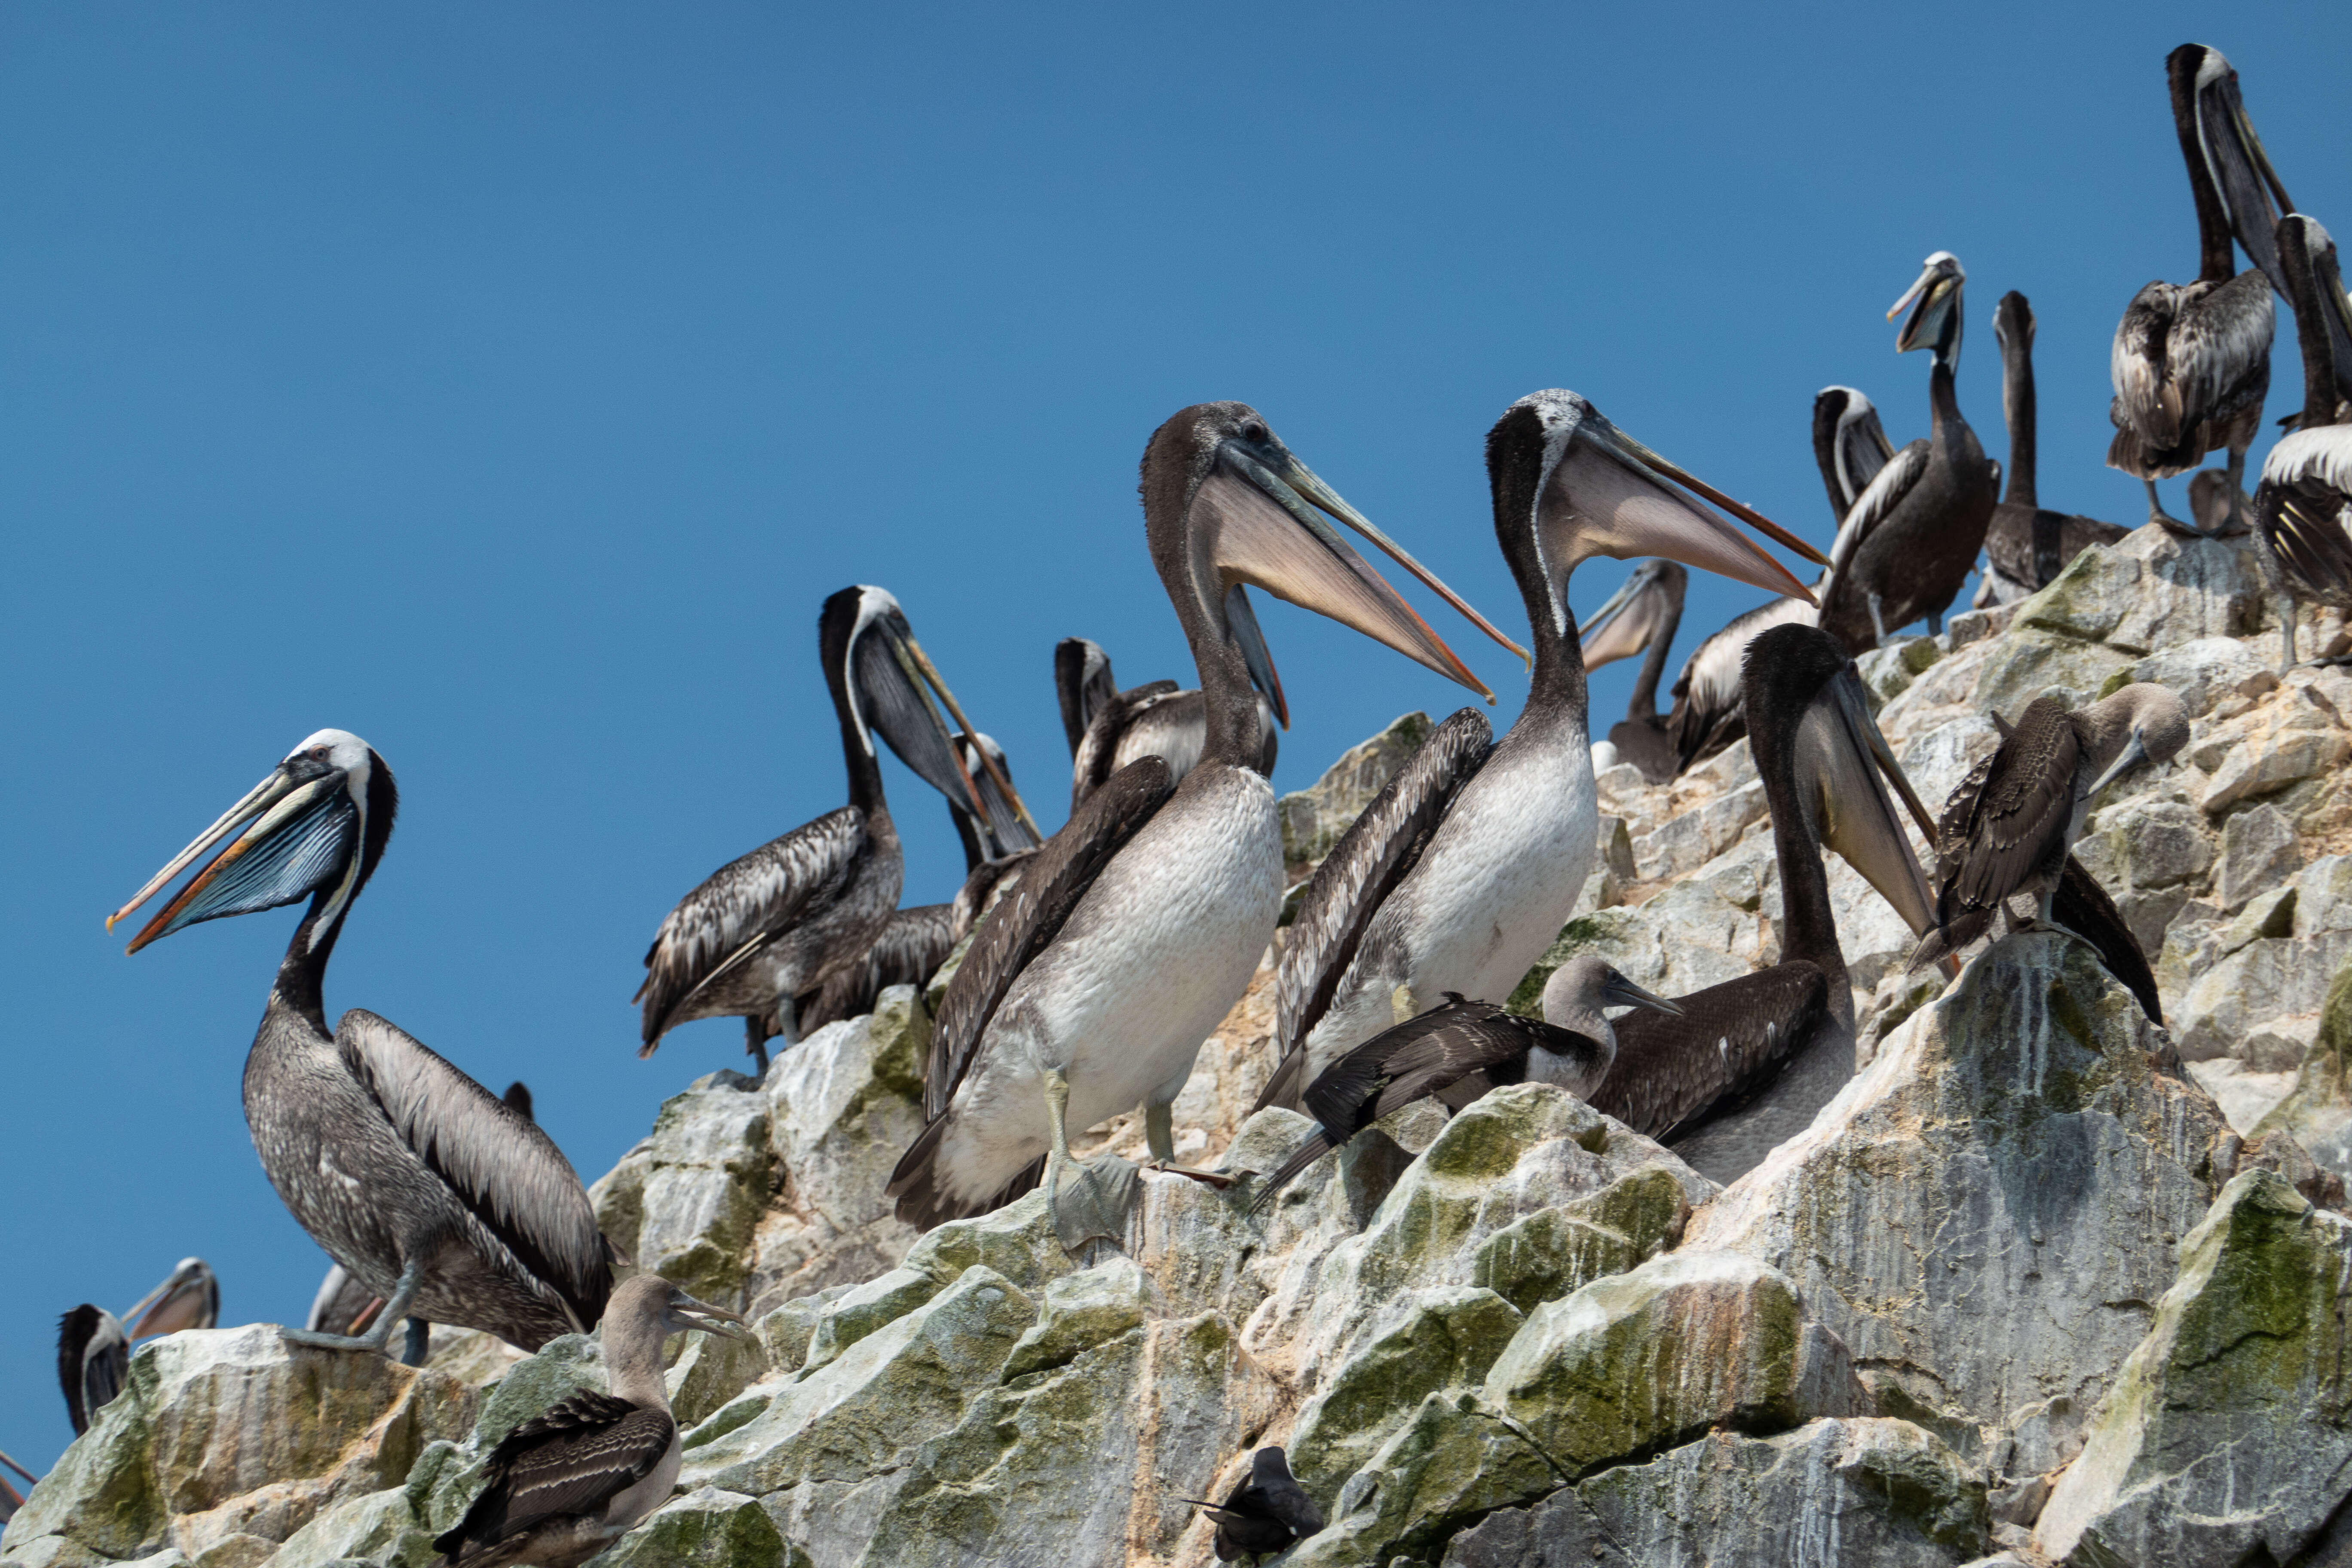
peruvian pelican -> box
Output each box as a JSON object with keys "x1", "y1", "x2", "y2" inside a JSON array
[
  {"x1": 1980, "y1": 291, "x2": 2128, "y2": 605},
  {"x1": 1055, "y1": 631, "x2": 1281, "y2": 812},
  {"x1": 1579, "y1": 560, "x2": 1685, "y2": 784}
]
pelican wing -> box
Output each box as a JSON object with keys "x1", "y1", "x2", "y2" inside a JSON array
[
  {"x1": 337, "y1": 1011, "x2": 611, "y2": 1329},
  {"x1": 1256, "y1": 708, "x2": 1494, "y2": 1113},
  {"x1": 2258, "y1": 430, "x2": 2352, "y2": 605},
  {"x1": 1589, "y1": 962, "x2": 1829, "y2": 1142},
  {"x1": 1826, "y1": 439, "x2": 1930, "y2": 582},
  {"x1": 56, "y1": 1306, "x2": 128, "y2": 1435},
  {"x1": 796, "y1": 902, "x2": 961, "y2": 1034},
  {"x1": 2166, "y1": 273, "x2": 2275, "y2": 434},
  {"x1": 1069, "y1": 681, "x2": 1180, "y2": 810},
  {"x1": 636, "y1": 806, "x2": 870, "y2": 1045},
  {"x1": 922, "y1": 756, "x2": 1176, "y2": 1121},
  {"x1": 434, "y1": 1392, "x2": 673, "y2": 1558},
  {"x1": 1934, "y1": 697, "x2": 2077, "y2": 928},
  {"x1": 1665, "y1": 596, "x2": 1815, "y2": 772},
  {"x1": 2054, "y1": 855, "x2": 2160, "y2": 1024},
  {"x1": 2110, "y1": 283, "x2": 2186, "y2": 447}
]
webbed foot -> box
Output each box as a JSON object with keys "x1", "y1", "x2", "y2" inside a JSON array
[{"x1": 1050, "y1": 1155, "x2": 1139, "y2": 1250}]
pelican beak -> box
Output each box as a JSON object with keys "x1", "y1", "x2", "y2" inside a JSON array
[
  {"x1": 2086, "y1": 733, "x2": 2153, "y2": 799},
  {"x1": 109, "y1": 759, "x2": 355, "y2": 955},
  {"x1": 1225, "y1": 585, "x2": 1290, "y2": 729},
  {"x1": 1577, "y1": 564, "x2": 1663, "y2": 672},
  {"x1": 665, "y1": 1292, "x2": 750, "y2": 1341},
  {"x1": 1602, "y1": 971, "x2": 1683, "y2": 1016},
  {"x1": 1817, "y1": 669, "x2": 1939, "y2": 940},
  {"x1": 1890, "y1": 268, "x2": 1957, "y2": 356},
  {"x1": 123, "y1": 1262, "x2": 215, "y2": 1338}
]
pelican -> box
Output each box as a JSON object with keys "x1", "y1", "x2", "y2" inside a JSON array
[
  {"x1": 432, "y1": 1274, "x2": 746, "y2": 1568},
  {"x1": 1661, "y1": 386, "x2": 1889, "y2": 772},
  {"x1": 1254, "y1": 390, "x2": 1824, "y2": 1113},
  {"x1": 946, "y1": 732, "x2": 1040, "y2": 870},
  {"x1": 1056, "y1": 625, "x2": 1282, "y2": 813},
  {"x1": 121, "y1": 1257, "x2": 218, "y2": 1337},
  {"x1": 1580, "y1": 560, "x2": 1686, "y2": 784},
  {"x1": 2254, "y1": 214, "x2": 2352, "y2": 672},
  {"x1": 888, "y1": 401, "x2": 1519, "y2": 1246},
  {"x1": 110, "y1": 731, "x2": 612, "y2": 1360},
  {"x1": 1590, "y1": 625, "x2": 1941, "y2": 1183},
  {"x1": 2109, "y1": 45, "x2": 2291, "y2": 537},
  {"x1": 54, "y1": 1257, "x2": 220, "y2": 1435},
  {"x1": 637, "y1": 587, "x2": 1030, "y2": 1075},
  {"x1": 1908, "y1": 684, "x2": 2189, "y2": 971},
  {"x1": 1815, "y1": 253, "x2": 2000, "y2": 648},
  {"x1": 1186, "y1": 1447, "x2": 1324, "y2": 1562},
  {"x1": 1250, "y1": 959, "x2": 1677, "y2": 1208},
  {"x1": 1980, "y1": 291, "x2": 2129, "y2": 605}
]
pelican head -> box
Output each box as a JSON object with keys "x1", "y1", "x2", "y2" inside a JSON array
[
  {"x1": 1890, "y1": 252, "x2": 1966, "y2": 369},
  {"x1": 124, "y1": 1258, "x2": 220, "y2": 1338},
  {"x1": 1578, "y1": 559, "x2": 1687, "y2": 672},
  {"x1": 110, "y1": 729, "x2": 395, "y2": 956},
  {"x1": 1813, "y1": 387, "x2": 1896, "y2": 520},
  {"x1": 2172, "y1": 44, "x2": 2292, "y2": 288},
  {"x1": 952, "y1": 732, "x2": 1041, "y2": 862}
]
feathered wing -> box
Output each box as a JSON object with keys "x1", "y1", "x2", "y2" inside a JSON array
[
  {"x1": 796, "y1": 902, "x2": 960, "y2": 1033},
  {"x1": 635, "y1": 807, "x2": 870, "y2": 1047},
  {"x1": 1589, "y1": 963, "x2": 1829, "y2": 1142},
  {"x1": 338, "y1": 1012, "x2": 612, "y2": 1330},
  {"x1": 2053, "y1": 855, "x2": 2161, "y2": 1024},
  {"x1": 435, "y1": 1392, "x2": 673, "y2": 1563},
  {"x1": 57, "y1": 1306, "x2": 127, "y2": 1435},
  {"x1": 1825, "y1": 438, "x2": 1930, "y2": 584},
  {"x1": 1256, "y1": 709, "x2": 1494, "y2": 1112},
  {"x1": 1946, "y1": 699, "x2": 2077, "y2": 915},
  {"x1": 1665, "y1": 596, "x2": 1816, "y2": 771},
  {"x1": 2110, "y1": 283, "x2": 2186, "y2": 451},
  {"x1": 2110, "y1": 275, "x2": 2274, "y2": 473},
  {"x1": 2257, "y1": 431, "x2": 2352, "y2": 606},
  {"x1": 1069, "y1": 682, "x2": 1179, "y2": 810}
]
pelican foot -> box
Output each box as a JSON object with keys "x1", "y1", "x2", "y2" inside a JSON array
[
  {"x1": 2150, "y1": 510, "x2": 2208, "y2": 539},
  {"x1": 282, "y1": 1259, "x2": 420, "y2": 1356},
  {"x1": 281, "y1": 1323, "x2": 403, "y2": 1356},
  {"x1": 1050, "y1": 1155, "x2": 1139, "y2": 1251}
]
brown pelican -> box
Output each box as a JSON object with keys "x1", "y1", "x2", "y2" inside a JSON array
[
  {"x1": 1056, "y1": 623, "x2": 1283, "y2": 813},
  {"x1": 1186, "y1": 1447, "x2": 1324, "y2": 1561},
  {"x1": 2254, "y1": 214, "x2": 2352, "y2": 672},
  {"x1": 57, "y1": 1258, "x2": 222, "y2": 1436},
  {"x1": 1580, "y1": 560, "x2": 1686, "y2": 783},
  {"x1": 1980, "y1": 291, "x2": 2129, "y2": 606},
  {"x1": 2109, "y1": 45, "x2": 2291, "y2": 537},
  {"x1": 1908, "y1": 685, "x2": 2190, "y2": 971},
  {"x1": 1592, "y1": 625, "x2": 1940, "y2": 1183},
  {"x1": 121, "y1": 1257, "x2": 218, "y2": 1337},
  {"x1": 1662, "y1": 386, "x2": 1889, "y2": 772},
  {"x1": 1253, "y1": 390, "x2": 1823, "y2": 1114},
  {"x1": 888, "y1": 401, "x2": 1520, "y2": 1246},
  {"x1": 432, "y1": 1274, "x2": 746, "y2": 1568},
  {"x1": 637, "y1": 586, "x2": 1025, "y2": 1075},
  {"x1": 1816, "y1": 254, "x2": 2000, "y2": 648},
  {"x1": 110, "y1": 731, "x2": 613, "y2": 1361},
  {"x1": 946, "y1": 732, "x2": 1040, "y2": 870},
  {"x1": 1250, "y1": 959, "x2": 1677, "y2": 1207}
]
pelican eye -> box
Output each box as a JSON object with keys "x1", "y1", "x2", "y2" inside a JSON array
[{"x1": 1239, "y1": 420, "x2": 1269, "y2": 445}]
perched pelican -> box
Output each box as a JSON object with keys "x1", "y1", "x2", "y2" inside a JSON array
[
  {"x1": 1254, "y1": 390, "x2": 1824, "y2": 1113},
  {"x1": 1186, "y1": 1447, "x2": 1324, "y2": 1561},
  {"x1": 1580, "y1": 560, "x2": 1686, "y2": 783},
  {"x1": 1661, "y1": 386, "x2": 1890, "y2": 772},
  {"x1": 432, "y1": 1274, "x2": 746, "y2": 1568},
  {"x1": 637, "y1": 587, "x2": 1027, "y2": 1075},
  {"x1": 946, "y1": 732, "x2": 1040, "y2": 870},
  {"x1": 1250, "y1": 959, "x2": 1677, "y2": 1208},
  {"x1": 111, "y1": 731, "x2": 612, "y2": 1360},
  {"x1": 122, "y1": 1257, "x2": 219, "y2": 1338},
  {"x1": 57, "y1": 1258, "x2": 222, "y2": 1435},
  {"x1": 1908, "y1": 685, "x2": 2190, "y2": 971},
  {"x1": 888, "y1": 401, "x2": 1520, "y2": 1246},
  {"x1": 1592, "y1": 625, "x2": 1940, "y2": 1183},
  {"x1": 1816, "y1": 253, "x2": 2000, "y2": 648},
  {"x1": 1056, "y1": 624, "x2": 1282, "y2": 813},
  {"x1": 1980, "y1": 292, "x2": 2129, "y2": 606},
  {"x1": 2254, "y1": 214, "x2": 2352, "y2": 672},
  {"x1": 2109, "y1": 45, "x2": 2290, "y2": 537}
]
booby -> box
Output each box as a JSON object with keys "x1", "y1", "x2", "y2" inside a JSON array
[
  {"x1": 1979, "y1": 291, "x2": 2128, "y2": 606},
  {"x1": 1662, "y1": 386, "x2": 1889, "y2": 772},
  {"x1": 2254, "y1": 214, "x2": 2352, "y2": 672},
  {"x1": 1816, "y1": 253, "x2": 2000, "y2": 648},
  {"x1": 1250, "y1": 959, "x2": 1678, "y2": 1208},
  {"x1": 888, "y1": 401, "x2": 1519, "y2": 1246},
  {"x1": 1254, "y1": 390, "x2": 1824, "y2": 1113},
  {"x1": 1186, "y1": 1447, "x2": 1324, "y2": 1562},
  {"x1": 1580, "y1": 560, "x2": 1686, "y2": 784},
  {"x1": 2109, "y1": 45, "x2": 2290, "y2": 537},
  {"x1": 1908, "y1": 685, "x2": 2189, "y2": 974},
  {"x1": 111, "y1": 731, "x2": 613, "y2": 1360},
  {"x1": 432, "y1": 1274, "x2": 746, "y2": 1568},
  {"x1": 1056, "y1": 624, "x2": 1282, "y2": 813},
  {"x1": 637, "y1": 587, "x2": 1025, "y2": 1075},
  {"x1": 1592, "y1": 625, "x2": 1941, "y2": 1184}
]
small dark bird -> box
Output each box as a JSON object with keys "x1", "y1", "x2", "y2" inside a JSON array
[
  {"x1": 1187, "y1": 1446, "x2": 1325, "y2": 1561},
  {"x1": 433, "y1": 1274, "x2": 747, "y2": 1568},
  {"x1": 1978, "y1": 291, "x2": 2128, "y2": 606}
]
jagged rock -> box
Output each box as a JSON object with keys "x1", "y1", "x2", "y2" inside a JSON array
[
  {"x1": 2012, "y1": 525, "x2": 2265, "y2": 658},
  {"x1": 2256, "y1": 954, "x2": 2352, "y2": 1190},
  {"x1": 1287, "y1": 1287, "x2": 1525, "y2": 1498},
  {"x1": 590, "y1": 1487, "x2": 795, "y2": 1568},
  {"x1": 1856, "y1": 634, "x2": 1943, "y2": 708},
  {"x1": 592, "y1": 1072, "x2": 775, "y2": 1304},
  {"x1": 2196, "y1": 680, "x2": 2352, "y2": 816},
  {"x1": 1279, "y1": 710, "x2": 1432, "y2": 872},
  {"x1": 2037, "y1": 1170, "x2": 2352, "y2": 1566},
  {"x1": 1440, "y1": 1418, "x2": 1990, "y2": 1567},
  {"x1": 1468, "y1": 1164, "x2": 1690, "y2": 1314},
  {"x1": 2128, "y1": 634, "x2": 2275, "y2": 719}
]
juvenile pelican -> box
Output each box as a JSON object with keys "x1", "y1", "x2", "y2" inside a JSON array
[
  {"x1": 1580, "y1": 560, "x2": 1686, "y2": 783},
  {"x1": 1980, "y1": 292, "x2": 2128, "y2": 605},
  {"x1": 889, "y1": 401, "x2": 1519, "y2": 1246},
  {"x1": 111, "y1": 732, "x2": 612, "y2": 1360},
  {"x1": 2254, "y1": 214, "x2": 2352, "y2": 671},
  {"x1": 1255, "y1": 391, "x2": 1824, "y2": 1112},
  {"x1": 1057, "y1": 626, "x2": 1282, "y2": 812}
]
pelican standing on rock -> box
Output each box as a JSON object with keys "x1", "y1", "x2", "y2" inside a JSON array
[
  {"x1": 2108, "y1": 45, "x2": 2289, "y2": 537},
  {"x1": 111, "y1": 731, "x2": 612, "y2": 1362},
  {"x1": 1592, "y1": 625, "x2": 1941, "y2": 1183},
  {"x1": 888, "y1": 401, "x2": 1519, "y2": 1246},
  {"x1": 1980, "y1": 292, "x2": 2128, "y2": 605},
  {"x1": 2254, "y1": 214, "x2": 2352, "y2": 671},
  {"x1": 1580, "y1": 560, "x2": 1686, "y2": 783},
  {"x1": 1055, "y1": 628, "x2": 1282, "y2": 812},
  {"x1": 432, "y1": 1275, "x2": 746, "y2": 1568},
  {"x1": 636, "y1": 587, "x2": 1025, "y2": 1075},
  {"x1": 1254, "y1": 390, "x2": 1825, "y2": 1112},
  {"x1": 1817, "y1": 253, "x2": 2000, "y2": 648}
]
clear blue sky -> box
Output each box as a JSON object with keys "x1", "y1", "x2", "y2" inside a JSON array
[{"x1": 3, "y1": 3, "x2": 2346, "y2": 1465}]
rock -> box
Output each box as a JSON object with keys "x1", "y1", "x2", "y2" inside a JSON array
[
  {"x1": 1468, "y1": 1164, "x2": 1690, "y2": 1314},
  {"x1": 998, "y1": 1258, "x2": 1150, "y2": 1380},
  {"x1": 2129, "y1": 634, "x2": 2277, "y2": 719},
  {"x1": 589, "y1": 1487, "x2": 795, "y2": 1568},
  {"x1": 1632, "y1": 778, "x2": 1766, "y2": 882},
  {"x1": 1856, "y1": 635, "x2": 1943, "y2": 709},
  {"x1": 592, "y1": 1072, "x2": 775, "y2": 1305},
  {"x1": 2255, "y1": 953, "x2": 2352, "y2": 1186},
  {"x1": 1287, "y1": 1287, "x2": 1524, "y2": 1498},
  {"x1": 2037, "y1": 1171, "x2": 2352, "y2": 1566},
  {"x1": 2196, "y1": 683, "x2": 2352, "y2": 815},
  {"x1": 2013, "y1": 525, "x2": 2265, "y2": 656},
  {"x1": 1279, "y1": 710, "x2": 1433, "y2": 871},
  {"x1": 1972, "y1": 629, "x2": 2135, "y2": 720},
  {"x1": 1945, "y1": 603, "x2": 2017, "y2": 649}
]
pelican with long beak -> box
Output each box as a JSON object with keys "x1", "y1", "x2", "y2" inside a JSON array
[
  {"x1": 122, "y1": 1256, "x2": 219, "y2": 1338},
  {"x1": 636, "y1": 585, "x2": 1034, "y2": 1075},
  {"x1": 1580, "y1": 559, "x2": 1686, "y2": 783},
  {"x1": 110, "y1": 731, "x2": 613, "y2": 1362},
  {"x1": 1256, "y1": 390, "x2": 1826, "y2": 1113},
  {"x1": 889, "y1": 401, "x2": 1520, "y2": 1246},
  {"x1": 1056, "y1": 622, "x2": 1283, "y2": 812}
]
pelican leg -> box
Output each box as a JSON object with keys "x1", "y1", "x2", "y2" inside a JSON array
[
  {"x1": 1142, "y1": 1101, "x2": 1235, "y2": 1189},
  {"x1": 1041, "y1": 1067, "x2": 1136, "y2": 1251},
  {"x1": 2223, "y1": 449, "x2": 2252, "y2": 537},
  {"x1": 400, "y1": 1317, "x2": 432, "y2": 1368},
  {"x1": 281, "y1": 1258, "x2": 423, "y2": 1356},
  {"x1": 2146, "y1": 480, "x2": 2199, "y2": 538},
  {"x1": 744, "y1": 1016, "x2": 771, "y2": 1078},
  {"x1": 2282, "y1": 597, "x2": 2300, "y2": 674},
  {"x1": 1926, "y1": 611, "x2": 1943, "y2": 638},
  {"x1": 1868, "y1": 594, "x2": 1891, "y2": 648}
]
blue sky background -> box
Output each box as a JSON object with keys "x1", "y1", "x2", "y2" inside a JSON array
[{"x1": 3, "y1": 3, "x2": 2347, "y2": 1466}]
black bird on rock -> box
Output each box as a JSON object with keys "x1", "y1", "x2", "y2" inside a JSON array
[{"x1": 1187, "y1": 1446, "x2": 1325, "y2": 1561}]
